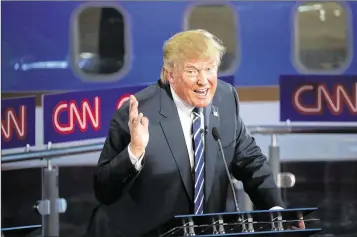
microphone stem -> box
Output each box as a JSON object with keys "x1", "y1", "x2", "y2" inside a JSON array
[{"x1": 217, "y1": 139, "x2": 240, "y2": 213}]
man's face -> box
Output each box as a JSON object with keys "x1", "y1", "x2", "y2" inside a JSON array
[{"x1": 168, "y1": 58, "x2": 218, "y2": 108}]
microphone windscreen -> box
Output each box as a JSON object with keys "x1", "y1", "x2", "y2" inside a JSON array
[{"x1": 212, "y1": 127, "x2": 221, "y2": 140}]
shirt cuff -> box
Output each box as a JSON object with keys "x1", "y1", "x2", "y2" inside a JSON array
[{"x1": 128, "y1": 143, "x2": 145, "y2": 171}]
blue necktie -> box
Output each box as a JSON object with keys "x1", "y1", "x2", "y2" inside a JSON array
[{"x1": 192, "y1": 108, "x2": 204, "y2": 214}]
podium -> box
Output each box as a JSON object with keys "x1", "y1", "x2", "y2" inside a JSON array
[{"x1": 159, "y1": 208, "x2": 321, "y2": 237}]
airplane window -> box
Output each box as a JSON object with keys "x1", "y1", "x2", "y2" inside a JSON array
[
  {"x1": 74, "y1": 6, "x2": 127, "y2": 77},
  {"x1": 185, "y1": 4, "x2": 238, "y2": 73},
  {"x1": 295, "y1": 2, "x2": 350, "y2": 72}
]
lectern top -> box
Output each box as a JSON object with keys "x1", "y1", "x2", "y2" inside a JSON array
[
  {"x1": 159, "y1": 207, "x2": 321, "y2": 237},
  {"x1": 174, "y1": 207, "x2": 318, "y2": 219}
]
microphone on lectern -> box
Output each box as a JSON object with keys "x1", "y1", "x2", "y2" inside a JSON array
[{"x1": 212, "y1": 127, "x2": 240, "y2": 212}]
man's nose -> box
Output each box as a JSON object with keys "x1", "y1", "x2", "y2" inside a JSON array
[{"x1": 197, "y1": 72, "x2": 209, "y2": 85}]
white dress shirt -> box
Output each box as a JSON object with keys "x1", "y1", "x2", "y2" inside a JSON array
[{"x1": 126, "y1": 88, "x2": 282, "y2": 210}]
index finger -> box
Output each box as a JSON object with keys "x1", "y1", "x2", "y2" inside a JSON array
[
  {"x1": 129, "y1": 95, "x2": 138, "y2": 122},
  {"x1": 129, "y1": 95, "x2": 137, "y2": 108}
]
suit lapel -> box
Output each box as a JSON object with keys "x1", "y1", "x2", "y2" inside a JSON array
[
  {"x1": 156, "y1": 82, "x2": 221, "y2": 204},
  {"x1": 158, "y1": 84, "x2": 193, "y2": 201},
  {"x1": 204, "y1": 103, "x2": 220, "y2": 203}
]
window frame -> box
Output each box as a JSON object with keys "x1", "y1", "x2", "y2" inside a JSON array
[
  {"x1": 292, "y1": 1, "x2": 353, "y2": 74},
  {"x1": 183, "y1": 2, "x2": 240, "y2": 76},
  {"x1": 70, "y1": 3, "x2": 132, "y2": 82}
]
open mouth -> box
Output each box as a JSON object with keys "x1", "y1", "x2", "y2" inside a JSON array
[{"x1": 194, "y1": 89, "x2": 208, "y2": 96}]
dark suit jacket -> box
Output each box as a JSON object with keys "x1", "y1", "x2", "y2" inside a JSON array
[{"x1": 89, "y1": 79, "x2": 284, "y2": 237}]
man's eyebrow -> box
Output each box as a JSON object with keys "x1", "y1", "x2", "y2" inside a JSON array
[
  {"x1": 184, "y1": 65, "x2": 198, "y2": 69},
  {"x1": 184, "y1": 64, "x2": 215, "y2": 68}
]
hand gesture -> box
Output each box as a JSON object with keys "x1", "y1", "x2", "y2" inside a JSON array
[{"x1": 128, "y1": 95, "x2": 149, "y2": 157}]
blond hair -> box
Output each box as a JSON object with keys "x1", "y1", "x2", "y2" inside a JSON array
[{"x1": 160, "y1": 29, "x2": 226, "y2": 84}]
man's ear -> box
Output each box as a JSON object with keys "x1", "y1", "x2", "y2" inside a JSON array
[{"x1": 166, "y1": 68, "x2": 175, "y2": 84}]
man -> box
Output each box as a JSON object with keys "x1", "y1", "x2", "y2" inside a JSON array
[{"x1": 91, "y1": 29, "x2": 303, "y2": 237}]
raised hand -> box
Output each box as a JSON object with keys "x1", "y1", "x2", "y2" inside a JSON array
[{"x1": 128, "y1": 95, "x2": 149, "y2": 158}]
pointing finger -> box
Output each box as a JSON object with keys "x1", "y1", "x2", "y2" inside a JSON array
[{"x1": 129, "y1": 97, "x2": 138, "y2": 124}]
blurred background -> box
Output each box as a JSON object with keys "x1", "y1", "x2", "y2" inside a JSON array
[{"x1": 1, "y1": 1, "x2": 357, "y2": 237}]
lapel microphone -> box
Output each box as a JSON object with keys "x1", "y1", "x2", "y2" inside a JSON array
[{"x1": 212, "y1": 127, "x2": 241, "y2": 213}]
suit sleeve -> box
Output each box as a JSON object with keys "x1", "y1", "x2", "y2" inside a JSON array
[
  {"x1": 229, "y1": 86, "x2": 284, "y2": 210},
  {"x1": 93, "y1": 110, "x2": 144, "y2": 205}
]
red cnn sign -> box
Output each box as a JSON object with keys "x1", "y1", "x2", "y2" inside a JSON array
[
  {"x1": 1, "y1": 105, "x2": 27, "y2": 142},
  {"x1": 52, "y1": 97, "x2": 101, "y2": 135},
  {"x1": 1, "y1": 97, "x2": 36, "y2": 149},
  {"x1": 43, "y1": 84, "x2": 148, "y2": 143},
  {"x1": 280, "y1": 75, "x2": 357, "y2": 122},
  {"x1": 293, "y1": 83, "x2": 357, "y2": 116}
]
